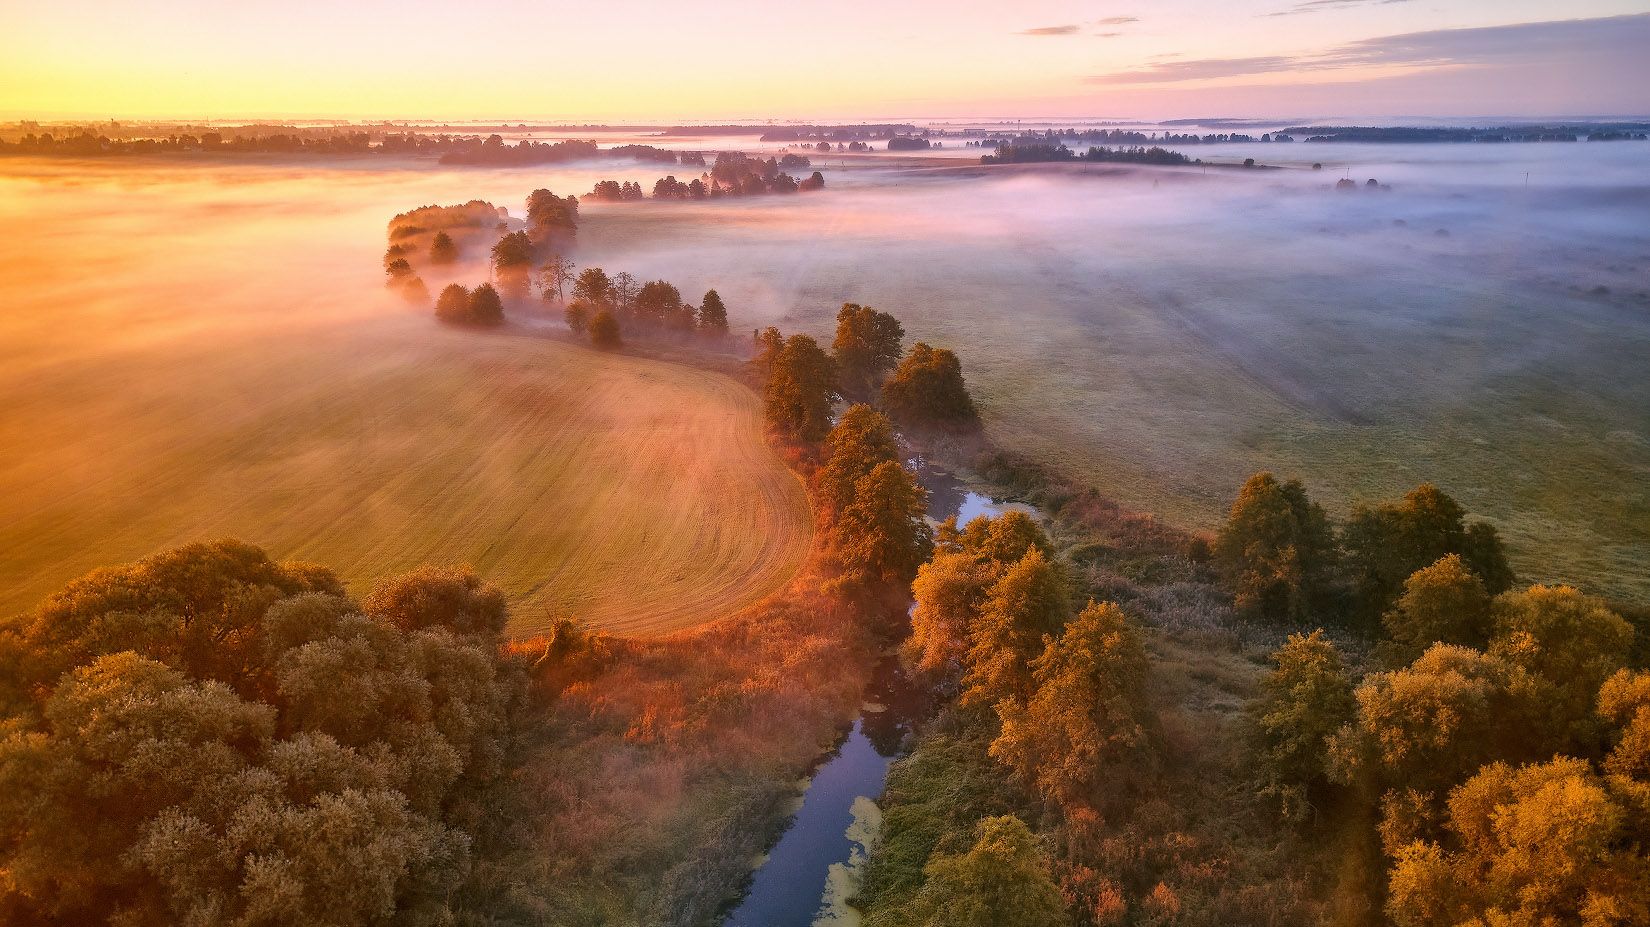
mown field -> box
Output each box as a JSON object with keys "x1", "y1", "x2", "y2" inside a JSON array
[{"x1": 0, "y1": 159, "x2": 810, "y2": 635}]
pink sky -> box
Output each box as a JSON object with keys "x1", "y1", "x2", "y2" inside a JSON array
[{"x1": 3, "y1": 1, "x2": 1647, "y2": 120}]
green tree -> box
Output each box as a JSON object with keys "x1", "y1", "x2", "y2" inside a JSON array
[
  {"x1": 572, "y1": 266, "x2": 611, "y2": 305},
  {"x1": 832, "y1": 303, "x2": 904, "y2": 395},
  {"x1": 1382, "y1": 554, "x2": 1493, "y2": 664},
  {"x1": 698, "y1": 289, "x2": 729, "y2": 335},
  {"x1": 1343, "y1": 483, "x2": 1513, "y2": 624},
  {"x1": 1213, "y1": 472, "x2": 1336, "y2": 623},
  {"x1": 466, "y1": 283, "x2": 505, "y2": 326},
  {"x1": 763, "y1": 334, "x2": 835, "y2": 444},
  {"x1": 634, "y1": 279, "x2": 685, "y2": 328},
  {"x1": 895, "y1": 816, "x2": 1067, "y2": 927},
  {"x1": 0, "y1": 543, "x2": 522, "y2": 927},
  {"x1": 588, "y1": 307, "x2": 622, "y2": 349},
  {"x1": 434, "y1": 283, "x2": 470, "y2": 324},
  {"x1": 962, "y1": 548, "x2": 1068, "y2": 710},
  {"x1": 429, "y1": 231, "x2": 458, "y2": 264},
  {"x1": 881, "y1": 342, "x2": 978, "y2": 429},
  {"x1": 564, "y1": 297, "x2": 591, "y2": 333},
  {"x1": 490, "y1": 230, "x2": 533, "y2": 272},
  {"x1": 991, "y1": 601, "x2": 1150, "y2": 810},
  {"x1": 829, "y1": 460, "x2": 933, "y2": 592},
  {"x1": 1250, "y1": 630, "x2": 1357, "y2": 824}
]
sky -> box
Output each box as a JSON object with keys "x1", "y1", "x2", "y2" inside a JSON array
[{"x1": 2, "y1": 0, "x2": 1647, "y2": 121}]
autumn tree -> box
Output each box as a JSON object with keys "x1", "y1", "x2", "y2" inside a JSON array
[
  {"x1": 814, "y1": 404, "x2": 900, "y2": 522},
  {"x1": 588, "y1": 307, "x2": 622, "y2": 349},
  {"x1": 1213, "y1": 472, "x2": 1337, "y2": 623},
  {"x1": 1381, "y1": 554, "x2": 1493, "y2": 664},
  {"x1": 881, "y1": 342, "x2": 979, "y2": 429},
  {"x1": 1249, "y1": 630, "x2": 1357, "y2": 824},
  {"x1": 763, "y1": 333, "x2": 835, "y2": 444},
  {"x1": 434, "y1": 283, "x2": 470, "y2": 325},
  {"x1": 1386, "y1": 757, "x2": 1650, "y2": 927},
  {"x1": 832, "y1": 303, "x2": 904, "y2": 395},
  {"x1": 1342, "y1": 483, "x2": 1514, "y2": 624},
  {"x1": 609, "y1": 271, "x2": 637, "y2": 314},
  {"x1": 698, "y1": 289, "x2": 729, "y2": 335},
  {"x1": 962, "y1": 548, "x2": 1068, "y2": 710},
  {"x1": 991, "y1": 601, "x2": 1150, "y2": 810},
  {"x1": 828, "y1": 460, "x2": 933, "y2": 593},
  {"x1": 429, "y1": 230, "x2": 458, "y2": 264},
  {"x1": 1488, "y1": 584, "x2": 1632, "y2": 742},
  {"x1": 894, "y1": 815, "x2": 1067, "y2": 927},
  {"x1": 908, "y1": 512, "x2": 1054, "y2": 690},
  {"x1": 633, "y1": 279, "x2": 686, "y2": 328}
]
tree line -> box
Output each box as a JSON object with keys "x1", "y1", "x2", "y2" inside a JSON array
[
  {"x1": 553, "y1": 265, "x2": 731, "y2": 349},
  {"x1": 588, "y1": 152, "x2": 824, "y2": 200}
]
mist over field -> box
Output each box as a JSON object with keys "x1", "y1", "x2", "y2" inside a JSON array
[
  {"x1": 3, "y1": 140, "x2": 1647, "y2": 607},
  {"x1": 574, "y1": 142, "x2": 1650, "y2": 600},
  {"x1": 0, "y1": 157, "x2": 812, "y2": 627}
]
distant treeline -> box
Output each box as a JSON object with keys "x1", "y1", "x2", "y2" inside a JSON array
[
  {"x1": 981, "y1": 142, "x2": 1193, "y2": 166},
  {"x1": 588, "y1": 152, "x2": 823, "y2": 200},
  {"x1": 1280, "y1": 124, "x2": 1650, "y2": 143},
  {"x1": 0, "y1": 128, "x2": 716, "y2": 164},
  {"x1": 972, "y1": 128, "x2": 1298, "y2": 147},
  {"x1": 757, "y1": 124, "x2": 920, "y2": 141}
]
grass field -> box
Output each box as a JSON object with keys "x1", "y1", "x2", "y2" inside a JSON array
[{"x1": 0, "y1": 159, "x2": 811, "y2": 635}]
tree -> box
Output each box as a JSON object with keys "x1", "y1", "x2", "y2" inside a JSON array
[
  {"x1": 763, "y1": 334, "x2": 835, "y2": 444},
  {"x1": 1213, "y1": 472, "x2": 1336, "y2": 623},
  {"x1": 881, "y1": 342, "x2": 978, "y2": 429},
  {"x1": 1382, "y1": 555, "x2": 1493, "y2": 664},
  {"x1": 832, "y1": 303, "x2": 904, "y2": 395},
  {"x1": 1488, "y1": 584, "x2": 1632, "y2": 738},
  {"x1": 1343, "y1": 483, "x2": 1513, "y2": 624},
  {"x1": 829, "y1": 460, "x2": 932, "y2": 592},
  {"x1": 1386, "y1": 757, "x2": 1650, "y2": 927},
  {"x1": 432, "y1": 283, "x2": 468, "y2": 325},
  {"x1": 490, "y1": 231, "x2": 533, "y2": 272},
  {"x1": 538, "y1": 254, "x2": 575, "y2": 304},
  {"x1": 698, "y1": 289, "x2": 729, "y2": 335},
  {"x1": 429, "y1": 231, "x2": 458, "y2": 264},
  {"x1": 633, "y1": 280, "x2": 684, "y2": 327},
  {"x1": 945, "y1": 510, "x2": 1051, "y2": 567},
  {"x1": 908, "y1": 551, "x2": 993, "y2": 685},
  {"x1": 609, "y1": 271, "x2": 637, "y2": 314},
  {"x1": 1250, "y1": 630, "x2": 1357, "y2": 824},
  {"x1": 588, "y1": 308, "x2": 622, "y2": 348},
  {"x1": 466, "y1": 283, "x2": 505, "y2": 326},
  {"x1": 564, "y1": 298, "x2": 592, "y2": 334},
  {"x1": 991, "y1": 601, "x2": 1150, "y2": 810},
  {"x1": 895, "y1": 816, "x2": 1066, "y2": 927},
  {"x1": 814, "y1": 404, "x2": 900, "y2": 522},
  {"x1": 572, "y1": 266, "x2": 611, "y2": 305},
  {"x1": 1328, "y1": 644, "x2": 1550, "y2": 847},
  {"x1": 962, "y1": 548, "x2": 1068, "y2": 710},
  {"x1": 0, "y1": 543, "x2": 521, "y2": 927}
]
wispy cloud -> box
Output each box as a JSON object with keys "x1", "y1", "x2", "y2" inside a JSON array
[
  {"x1": 1020, "y1": 24, "x2": 1081, "y2": 36},
  {"x1": 1267, "y1": 0, "x2": 1411, "y2": 17},
  {"x1": 1096, "y1": 16, "x2": 1139, "y2": 25},
  {"x1": 1087, "y1": 13, "x2": 1650, "y2": 84},
  {"x1": 1096, "y1": 32, "x2": 1125, "y2": 38}
]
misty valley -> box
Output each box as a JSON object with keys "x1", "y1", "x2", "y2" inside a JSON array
[{"x1": 3, "y1": 108, "x2": 1649, "y2": 927}]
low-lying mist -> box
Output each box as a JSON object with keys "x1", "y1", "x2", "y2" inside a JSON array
[{"x1": 3, "y1": 139, "x2": 1646, "y2": 604}]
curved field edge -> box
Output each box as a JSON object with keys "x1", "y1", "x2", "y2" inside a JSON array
[{"x1": 0, "y1": 321, "x2": 812, "y2": 637}]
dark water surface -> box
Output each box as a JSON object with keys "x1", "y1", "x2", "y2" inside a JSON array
[{"x1": 721, "y1": 468, "x2": 1019, "y2": 925}]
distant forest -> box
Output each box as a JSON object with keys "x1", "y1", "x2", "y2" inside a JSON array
[{"x1": 1280, "y1": 124, "x2": 1650, "y2": 143}]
